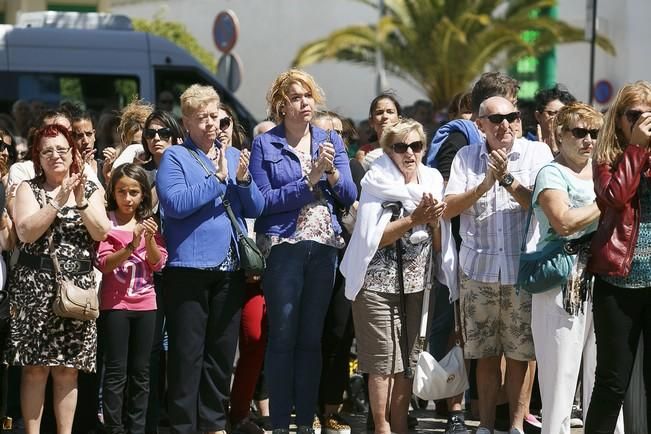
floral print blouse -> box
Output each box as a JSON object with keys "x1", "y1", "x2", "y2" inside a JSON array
[{"x1": 258, "y1": 149, "x2": 345, "y2": 256}]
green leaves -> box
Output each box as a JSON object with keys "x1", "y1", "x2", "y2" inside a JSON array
[{"x1": 293, "y1": 0, "x2": 615, "y2": 111}]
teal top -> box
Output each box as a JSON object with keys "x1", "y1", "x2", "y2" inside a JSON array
[
  {"x1": 602, "y1": 177, "x2": 651, "y2": 288},
  {"x1": 532, "y1": 162, "x2": 598, "y2": 250}
]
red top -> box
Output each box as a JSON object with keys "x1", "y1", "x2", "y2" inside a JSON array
[{"x1": 589, "y1": 143, "x2": 651, "y2": 276}]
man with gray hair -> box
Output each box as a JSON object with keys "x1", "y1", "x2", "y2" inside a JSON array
[{"x1": 444, "y1": 96, "x2": 552, "y2": 434}]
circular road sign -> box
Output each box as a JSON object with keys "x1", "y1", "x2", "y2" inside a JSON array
[
  {"x1": 594, "y1": 80, "x2": 614, "y2": 105},
  {"x1": 217, "y1": 52, "x2": 243, "y2": 93},
  {"x1": 213, "y1": 10, "x2": 239, "y2": 53}
]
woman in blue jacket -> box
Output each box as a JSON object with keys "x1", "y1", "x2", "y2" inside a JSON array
[
  {"x1": 156, "y1": 84, "x2": 264, "y2": 434},
  {"x1": 249, "y1": 69, "x2": 356, "y2": 434}
]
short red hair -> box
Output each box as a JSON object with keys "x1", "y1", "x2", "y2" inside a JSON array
[{"x1": 31, "y1": 124, "x2": 81, "y2": 177}]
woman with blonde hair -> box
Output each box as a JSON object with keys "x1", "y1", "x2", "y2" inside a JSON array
[
  {"x1": 249, "y1": 69, "x2": 356, "y2": 434},
  {"x1": 157, "y1": 84, "x2": 264, "y2": 434},
  {"x1": 341, "y1": 118, "x2": 456, "y2": 434},
  {"x1": 585, "y1": 81, "x2": 651, "y2": 432},
  {"x1": 529, "y1": 102, "x2": 624, "y2": 434}
]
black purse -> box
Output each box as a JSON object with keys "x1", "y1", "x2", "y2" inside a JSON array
[
  {"x1": 222, "y1": 198, "x2": 265, "y2": 274},
  {"x1": 185, "y1": 146, "x2": 265, "y2": 274}
]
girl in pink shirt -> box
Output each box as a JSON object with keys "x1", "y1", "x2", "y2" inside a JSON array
[{"x1": 95, "y1": 163, "x2": 167, "y2": 434}]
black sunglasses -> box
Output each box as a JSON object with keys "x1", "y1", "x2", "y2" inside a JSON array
[
  {"x1": 219, "y1": 117, "x2": 232, "y2": 131},
  {"x1": 625, "y1": 109, "x2": 651, "y2": 125},
  {"x1": 482, "y1": 111, "x2": 521, "y2": 124},
  {"x1": 570, "y1": 127, "x2": 599, "y2": 140},
  {"x1": 0, "y1": 141, "x2": 7, "y2": 152},
  {"x1": 143, "y1": 127, "x2": 172, "y2": 140},
  {"x1": 392, "y1": 140, "x2": 424, "y2": 154}
]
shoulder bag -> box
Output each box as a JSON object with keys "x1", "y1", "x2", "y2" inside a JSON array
[
  {"x1": 48, "y1": 224, "x2": 99, "y2": 321},
  {"x1": 185, "y1": 146, "x2": 265, "y2": 274},
  {"x1": 516, "y1": 164, "x2": 575, "y2": 294},
  {"x1": 412, "y1": 243, "x2": 469, "y2": 400},
  {"x1": 42, "y1": 190, "x2": 99, "y2": 321}
]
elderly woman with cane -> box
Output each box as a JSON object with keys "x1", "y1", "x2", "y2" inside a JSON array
[{"x1": 341, "y1": 118, "x2": 457, "y2": 434}]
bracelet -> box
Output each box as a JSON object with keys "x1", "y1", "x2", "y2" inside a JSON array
[
  {"x1": 125, "y1": 242, "x2": 136, "y2": 253},
  {"x1": 75, "y1": 201, "x2": 89, "y2": 211},
  {"x1": 48, "y1": 201, "x2": 62, "y2": 212},
  {"x1": 325, "y1": 168, "x2": 335, "y2": 175},
  {"x1": 305, "y1": 176, "x2": 315, "y2": 192}
]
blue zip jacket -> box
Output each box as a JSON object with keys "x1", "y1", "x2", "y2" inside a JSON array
[
  {"x1": 156, "y1": 139, "x2": 264, "y2": 268},
  {"x1": 249, "y1": 123, "x2": 356, "y2": 237}
]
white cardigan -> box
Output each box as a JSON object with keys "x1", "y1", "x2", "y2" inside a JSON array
[{"x1": 340, "y1": 154, "x2": 458, "y2": 301}]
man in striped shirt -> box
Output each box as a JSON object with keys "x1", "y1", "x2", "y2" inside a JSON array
[{"x1": 444, "y1": 96, "x2": 552, "y2": 434}]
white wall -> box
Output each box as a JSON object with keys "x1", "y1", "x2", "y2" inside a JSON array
[
  {"x1": 112, "y1": 0, "x2": 428, "y2": 121},
  {"x1": 113, "y1": 0, "x2": 651, "y2": 119},
  {"x1": 556, "y1": 0, "x2": 651, "y2": 109}
]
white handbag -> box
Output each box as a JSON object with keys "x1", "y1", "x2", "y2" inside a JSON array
[{"x1": 412, "y1": 252, "x2": 469, "y2": 400}]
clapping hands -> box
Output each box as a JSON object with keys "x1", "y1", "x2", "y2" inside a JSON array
[{"x1": 411, "y1": 193, "x2": 447, "y2": 226}]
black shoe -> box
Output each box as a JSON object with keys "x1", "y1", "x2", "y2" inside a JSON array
[
  {"x1": 407, "y1": 413, "x2": 418, "y2": 429},
  {"x1": 445, "y1": 414, "x2": 469, "y2": 434},
  {"x1": 366, "y1": 412, "x2": 374, "y2": 431},
  {"x1": 254, "y1": 416, "x2": 273, "y2": 432}
]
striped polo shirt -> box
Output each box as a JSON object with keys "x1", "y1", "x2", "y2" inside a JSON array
[{"x1": 445, "y1": 137, "x2": 553, "y2": 284}]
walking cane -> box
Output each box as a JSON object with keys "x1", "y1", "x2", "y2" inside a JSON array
[{"x1": 381, "y1": 201, "x2": 413, "y2": 379}]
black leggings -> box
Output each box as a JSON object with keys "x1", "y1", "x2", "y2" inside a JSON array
[
  {"x1": 585, "y1": 277, "x2": 651, "y2": 433},
  {"x1": 99, "y1": 309, "x2": 157, "y2": 434},
  {"x1": 319, "y1": 269, "x2": 354, "y2": 408}
]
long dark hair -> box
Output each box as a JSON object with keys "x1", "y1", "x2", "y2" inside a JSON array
[
  {"x1": 142, "y1": 110, "x2": 184, "y2": 161},
  {"x1": 106, "y1": 163, "x2": 153, "y2": 221}
]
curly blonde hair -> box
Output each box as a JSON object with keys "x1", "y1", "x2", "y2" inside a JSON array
[
  {"x1": 117, "y1": 98, "x2": 153, "y2": 148},
  {"x1": 594, "y1": 81, "x2": 651, "y2": 164},
  {"x1": 266, "y1": 69, "x2": 325, "y2": 123}
]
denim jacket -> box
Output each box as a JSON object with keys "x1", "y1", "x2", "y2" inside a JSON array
[
  {"x1": 249, "y1": 123, "x2": 356, "y2": 237},
  {"x1": 156, "y1": 138, "x2": 264, "y2": 268}
]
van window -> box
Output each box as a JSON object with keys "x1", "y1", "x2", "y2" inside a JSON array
[
  {"x1": 155, "y1": 67, "x2": 256, "y2": 136},
  {"x1": 0, "y1": 71, "x2": 138, "y2": 114}
]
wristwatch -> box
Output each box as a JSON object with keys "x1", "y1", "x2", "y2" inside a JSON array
[{"x1": 499, "y1": 173, "x2": 515, "y2": 188}]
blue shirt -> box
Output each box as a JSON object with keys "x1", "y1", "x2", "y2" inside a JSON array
[
  {"x1": 156, "y1": 139, "x2": 264, "y2": 268},
  {"x1": 249, "y1": 123, "x2": 356, "y2": 238}
]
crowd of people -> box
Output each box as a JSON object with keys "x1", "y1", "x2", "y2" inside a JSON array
[{"x1": 0, "y1": 68, "x2": 648, "y2": 434}]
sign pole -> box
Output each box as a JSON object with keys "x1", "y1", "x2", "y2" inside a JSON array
[{"x1": 588, "y1": 0, "x2": 597, "y2": 105}]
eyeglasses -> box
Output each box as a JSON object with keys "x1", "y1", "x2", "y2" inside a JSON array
[
  {"x1": 392, "y1": 140, "x2": 424, "y2": 154},
  {"x1": 570, "y1": 127, "x2": 599, "y2": 140},
  {"x1": 625, "y1": 109, "x2": 650, "y2": 125},
  {"x1": 0, "y1": 141, "x2": 7, "y2": 152},
  {"x1": 481, "y1": 112, "x2": 521, "y2": 124},
  {"x1": 143, "y1": 127, "x2": 172, "y2": 140},
  {"x1": 219, "y1": 117, "x2": 232, "y2": 131},
  {"x1": 40, "y1": 147, "x2": 71, "y2": 159}
]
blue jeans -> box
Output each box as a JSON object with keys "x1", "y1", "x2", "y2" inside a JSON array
[{"x1": 263, "y1": 241, "x2": 338, "y2": 429}]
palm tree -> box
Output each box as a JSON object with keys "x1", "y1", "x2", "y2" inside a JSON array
[{"x1": 292, "y1": 0, "x2": 614, "y2": 111}]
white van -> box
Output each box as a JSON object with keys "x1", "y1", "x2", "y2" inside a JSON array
[{"x1": 0, "y1": 11, "x2": 256, "y2": 132}]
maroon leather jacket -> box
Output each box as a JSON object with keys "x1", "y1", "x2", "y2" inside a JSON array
[{"x1": 588, "y1": 144, "x2": 651, "y2": 276}]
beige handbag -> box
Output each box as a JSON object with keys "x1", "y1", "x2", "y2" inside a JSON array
[
  {"x1": 43, "y1": 189, "x2": 99, "y2": 321},
  {"x1": 48, "y1": 230, "x2": 99, "y2": 321}
]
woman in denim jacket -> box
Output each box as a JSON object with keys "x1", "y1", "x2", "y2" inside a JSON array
[
  {"x1": 249, "y1": 69, "x2": 356, "y2": 434},
  {"x1": 156, "y1": 84, "x2": 264, "y2": 434}
]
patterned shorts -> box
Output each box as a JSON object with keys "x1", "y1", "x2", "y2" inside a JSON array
[{"x1": 459, "y1": 272, "x2": 535, "y2": 361}]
